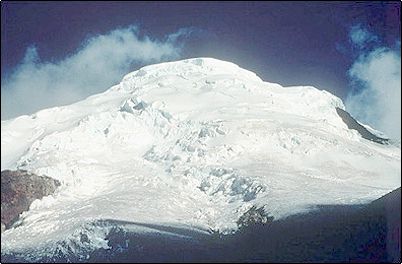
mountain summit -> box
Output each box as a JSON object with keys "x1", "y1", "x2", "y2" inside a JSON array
[{"x1": 1, "y1": 58, "x2": 400, "y2": 255}]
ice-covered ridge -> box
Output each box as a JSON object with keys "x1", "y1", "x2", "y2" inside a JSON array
[
  {"x1": 122, "y1": 57, "x2": 263, "y2": 83},
  {"x1": 1, "y1": 57, "x2": 400, "y2": 255},
  {"x1": 116, "y1": 58, "x2": 346, "y2": 127}
]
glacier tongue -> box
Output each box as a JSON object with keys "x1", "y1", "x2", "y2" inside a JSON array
[{"x1": 1, "y1": 57, "x2": 400, "y2": 253}]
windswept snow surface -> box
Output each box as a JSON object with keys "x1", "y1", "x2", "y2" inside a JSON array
[{"x1": 1, "y1": 58, "x2": 400, "y2": 256}]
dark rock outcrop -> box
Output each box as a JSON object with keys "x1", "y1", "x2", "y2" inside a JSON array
[
  {"x1": 1, "y1": 170, "x2": 60, "y2": 232},
  {"x1": 335, "y1": 107, "x2": 389, "y2": 144},
  {"x1": 237, "y1": 206, "x2": 274, "y2": 230}
]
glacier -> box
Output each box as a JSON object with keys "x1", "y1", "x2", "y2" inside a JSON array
[{"x1": 1, "y1": 57, "x2": 400, "y2": 258}]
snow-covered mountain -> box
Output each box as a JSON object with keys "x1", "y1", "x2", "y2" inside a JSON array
[{"x1": 1, "y1": 58, "x2": 400, "y2": 256}]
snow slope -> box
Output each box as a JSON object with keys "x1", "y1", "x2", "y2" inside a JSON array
[{"x1": 1, "y1": 58, "x2": 400, "y2": 256}]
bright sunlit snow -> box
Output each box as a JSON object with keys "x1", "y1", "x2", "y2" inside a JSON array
[{"x1": 1, "y1": 58, "x2": 400, "y2": 255}]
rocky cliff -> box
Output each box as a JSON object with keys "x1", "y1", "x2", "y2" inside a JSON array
[{"x1": 1, "y1": 170, "x2": 60, "y2": 232}]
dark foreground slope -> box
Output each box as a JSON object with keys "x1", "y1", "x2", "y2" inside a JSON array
[
  {"x1": 226, "y1": 187, "x2": 400, "y2": 263},
  {"x1": 2, "y1": 188, "x2": 400, "y2": 263}
]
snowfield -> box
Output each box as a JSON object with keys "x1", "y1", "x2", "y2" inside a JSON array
[{"x1": 1, "y1": 58, "x2": 400, "y2": 256}]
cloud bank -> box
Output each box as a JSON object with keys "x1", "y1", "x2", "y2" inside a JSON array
[
  {"x1": 345, "y1": 25, "x2": 401, "y2": 140},
  {"x1": 349, "y1": 24, "x2": 379, "y2": 49},
  {"x1": 1, "y1": 25, "x2": 191, "y2": 120}
]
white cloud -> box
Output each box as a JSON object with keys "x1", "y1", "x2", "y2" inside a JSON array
[
  {"x1": 1, "y1": 25, "x2": 191, "y2": 120},
  {"x1": 346, "y1": 46, "x2": 401, "y2": 140},
  {"x1": 349, "y1": 24, "x2": 378, "y2": 49}
]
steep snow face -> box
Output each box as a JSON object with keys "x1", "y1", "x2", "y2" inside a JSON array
[{"x1": 1, "y1": 58, "x2": 400, "y2": 254}]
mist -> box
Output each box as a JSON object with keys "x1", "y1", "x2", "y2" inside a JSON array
[
  {"x1": 1, "y1": 25, "x2": 192, "y2": 120},
  {"x1": 345, "y1": 25, "x2": 401, "y2": 140}
]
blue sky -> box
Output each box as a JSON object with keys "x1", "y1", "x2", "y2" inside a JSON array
[{"x1": 1, "y1": 1, "x2": 401, "y2": 138}]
